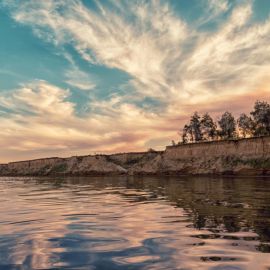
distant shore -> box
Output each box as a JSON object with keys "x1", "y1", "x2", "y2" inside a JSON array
[{"x1": 1, "y1": 136, "x2": 270, "y2": 177}]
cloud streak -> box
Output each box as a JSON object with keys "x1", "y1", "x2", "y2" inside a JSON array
[
  {"x1": 0, "y1": 0, "x2": 270, "y2": 162},
  {"x1": 6, "y1": 1, "x2": 270, "y2": 100},
  {"x1": 0, "y1": 81, "x2": 171, "y2": 162},
  {"x1": 65, "y1": 67, "x2": 96, "y2": 90}
]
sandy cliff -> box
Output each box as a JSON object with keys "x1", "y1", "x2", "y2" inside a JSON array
[{"x1": 1, "y1": 136, "x2": 270, "y2": 176}]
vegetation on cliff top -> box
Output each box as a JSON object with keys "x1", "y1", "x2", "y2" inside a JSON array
[{"x1": 177, "y1": 100, "x2": 270, "y2": 144}]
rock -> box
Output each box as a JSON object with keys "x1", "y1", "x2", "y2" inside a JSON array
[{"x1": 1, "y1": 136, "x2": 270, "y2": 176}]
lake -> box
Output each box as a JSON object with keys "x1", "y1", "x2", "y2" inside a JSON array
[{"x1": 0, "y1": 176, "x2": 269, "y2": 270}]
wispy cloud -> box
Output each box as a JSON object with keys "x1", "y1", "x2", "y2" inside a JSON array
[
  {"x1": 5, "y1": 0, "x2": 188, "y2": 100},
  {"x1": 6, "y1": 1, "x2": 270, "y2": 101},
  {"x1": 65, "y1": 67, "x2": 96, "y2": 90},
  {"x1": 1, "y1": 0, "x2": 270, "y2": 161},
  {"x1": 0, "y1": 79, "x2": 269, "y2": 163},
  {"x1": 0, "y1": 80, "x2": 74, "y2": 116},
  {"x1": 0, "y1": 80, "x2": 171, "y2": 161}
]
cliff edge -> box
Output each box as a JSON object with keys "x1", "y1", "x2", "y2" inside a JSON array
[{"x1": 1, "y1": 136, "x2": 270, "y2": 176}]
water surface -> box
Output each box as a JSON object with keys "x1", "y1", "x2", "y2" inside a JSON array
[{"x1": 0, "y1": 176, "x2": 270, "y2": 270}]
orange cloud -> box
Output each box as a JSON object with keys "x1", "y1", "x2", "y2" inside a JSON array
[{"x1": 1, "y1": 1, "x2": 270, "y2": 162}]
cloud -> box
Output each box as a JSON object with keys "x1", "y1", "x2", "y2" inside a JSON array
[
  {"x1": 195, "y1": 0, "x2": 230, "y2": 26},
  {"x1": 65, "y1": 67, "x2": 96, "y2": 90},
  {"x1": 184, "y1": 3, "x2": 270, "y2": 99},
  {"x1": 5, "y1": 1, "x2": 270, "y2": 102},
  {"x1": 0, "y1": 78, "x2": 269, "y2": 163},
  {"x1": 5, "y1": 0, "x2": 188, "y2": 100},
  {"x1": 0, "y1": 80, "x2": 172, "y2": 162},
  {"x1": 208, "y1": 0, "x2": 229, "y2": 14},
  {"x1": 0, "y1": 80, "x2": 74, "y2": 116},
  {"x1": 1, "y1": 0, "x2": 270, "y2": 161}
]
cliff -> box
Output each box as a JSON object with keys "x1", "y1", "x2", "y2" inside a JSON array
[{"x1": 1, "y1": 136, "x2": 270, "y2": 176}]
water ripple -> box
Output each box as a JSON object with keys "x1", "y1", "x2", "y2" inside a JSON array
[{"x1": 0, "y1": 176, "x2": 270, "y2": 270}]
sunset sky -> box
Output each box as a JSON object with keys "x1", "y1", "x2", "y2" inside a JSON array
[{"x1": 0, "y1": 0, "x2": 270, "y2": 162}]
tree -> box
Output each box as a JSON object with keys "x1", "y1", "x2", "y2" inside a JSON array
[
  {"x1": 200, "y1": 113, "x2": 217, "y2": 140},
  {"x1": 218, "y1": 111, "x2": 236, "y2": 139},
  {"x1": 251, "y1": 101, "x2": 270, "y2": 136},
  {"x1": 181, "y1": 124, "x2": 192, "y2": 143},
  {"x1": 181, "y1": 113, "x2": 202, "y2": 143},
  {"x1": 190, "y1": 112, "x2": 203, "y2": 142},
  {"x1": 237, "y1": 113, "x2": 255, "y2": 138},
  {"x1": 178, "y1": 100, "x2": 270, "y2": 144}
]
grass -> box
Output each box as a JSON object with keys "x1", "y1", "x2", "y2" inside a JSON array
[
  {"x1": 224, "y1": 157, "x2": 270, "y2": 169},
  {"x1": 50, "y1": 163, "x2": 68, "y2": 173}
]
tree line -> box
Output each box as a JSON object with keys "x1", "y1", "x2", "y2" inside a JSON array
[{"x1": 176, "y1": 100, "x2": 270, "y2": 144}]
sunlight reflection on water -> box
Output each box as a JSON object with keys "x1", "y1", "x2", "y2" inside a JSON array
[{"x1": 0, "y1": 176, "x2": 270, "y2": 270}]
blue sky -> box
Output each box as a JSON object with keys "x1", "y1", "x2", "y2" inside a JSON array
[{"x1": 0, "y1": 0, "x2": 270, "y2": 162}]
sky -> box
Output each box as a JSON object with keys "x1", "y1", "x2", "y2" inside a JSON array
[{"x1": 0, "y1": 0, "x2": 270, "y2": 163}]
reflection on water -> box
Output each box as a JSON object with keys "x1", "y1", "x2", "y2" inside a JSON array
[{"x1": 0, "y1": 176, "x2": 270, "y2": 270}]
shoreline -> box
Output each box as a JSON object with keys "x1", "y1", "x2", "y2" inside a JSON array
[{"x1": 1, "y1": 136, "x2": 270, "y2": 177}]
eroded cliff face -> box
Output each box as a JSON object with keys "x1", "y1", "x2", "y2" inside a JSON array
[
  {"x1": 0, "y1": 152, "x2": 161, "y2": 176},
  {"x1": 135, "y1": 136, "x2": 270, "y2": 176},
  {"x1": 1, "y1": 137, "x2": 270, "y2": 176}
]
